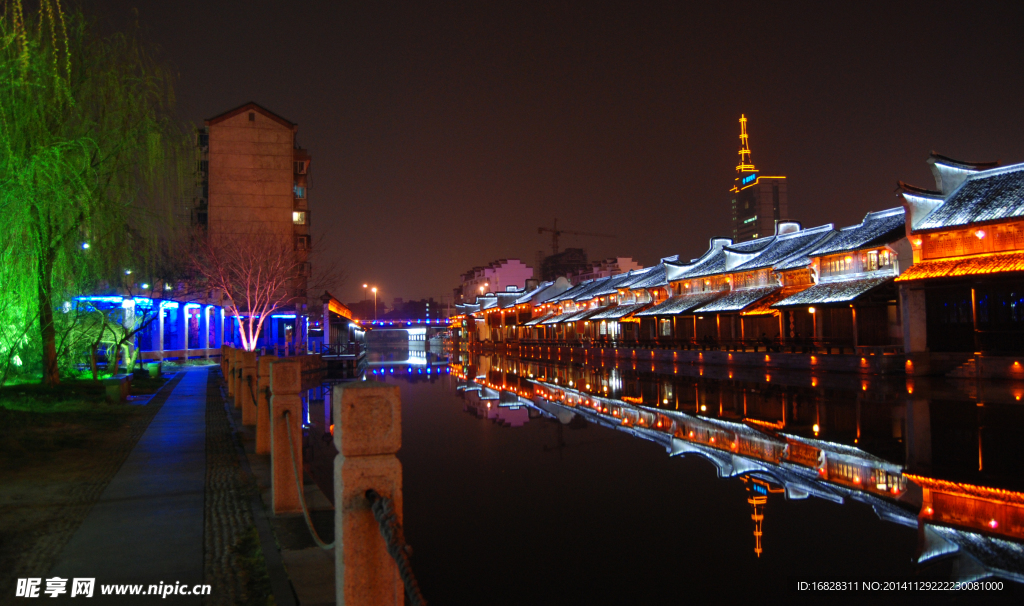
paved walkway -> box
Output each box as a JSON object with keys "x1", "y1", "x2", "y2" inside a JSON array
[{"x1": 50, "y1": 368, "x2": 208, "y2": 602}]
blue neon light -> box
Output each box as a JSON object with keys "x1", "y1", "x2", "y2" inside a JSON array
[{"x1": 741, "y1": 173, "x2": 757, "y2": 185}]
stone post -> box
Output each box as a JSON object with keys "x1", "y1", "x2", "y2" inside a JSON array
[
  {"x1": 234, "y1": 350, "x2": 245, "y2": 409},
  {"x1": 256, "y1": 355, "x2": 278, "y2": 455},
  {"x1": 270, "y1": 359, "x2": 303, "y2": 514},
  {"x1": 226, "y1": 347, "x2": 236, "y2": 399},
  {"x1": 333, "y1": 381, "x2": 403, "y2": 606},
  {"x1": 241, "y1": 350, "x2": 258, "y2": 426}
]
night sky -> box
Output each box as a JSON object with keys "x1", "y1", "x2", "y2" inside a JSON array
[{"x1": 101, "y1": 1, "x2": 1024, "y2": 308}]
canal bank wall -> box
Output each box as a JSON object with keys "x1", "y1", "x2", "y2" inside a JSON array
[{"x1": 474, "y1": 342, "x2": 906, "y2": 375}]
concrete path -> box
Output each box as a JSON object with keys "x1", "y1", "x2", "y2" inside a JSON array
[{"x1": 50, "y1": 368, "x2": 208, "y2": 602}]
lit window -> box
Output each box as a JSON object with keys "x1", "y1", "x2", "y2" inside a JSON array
[{"x1": 293, "y1": 211, "x2": 306, "y2": 225}]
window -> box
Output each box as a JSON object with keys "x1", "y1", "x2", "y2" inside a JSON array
[
  {"x1": 659, "y1": 319, "x2": 672, "y2": 337},
  {"x1": 298, "y1": 262, "x2": 311, "y2": 277},
  {"x1": 294, "y1": 161, "x2": 308, "y2": 174},
  {"x1": 248, "y1": 112, "x2": 255, "y2": 121},
  {"x1": 294, "y1": 184, "x2": 306, "y2": 199},
  {"x1": 295, "y1": 235, "x2": 310, "y2": 251},
  {"x1": 293, "y1": 211, "x2": 306, "y2": 225}
]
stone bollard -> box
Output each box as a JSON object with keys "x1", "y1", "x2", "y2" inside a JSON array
[
  {"x1": 256, "y1": 355, "x2": 278, "y2": 455},
  {"x1": 241, "y1": 350, "x2": 258, "y2": 426},
  {"x1": 233, "y1": 350, "x2": 245, "y2": 409},
  {"x1": 333, "y1": 381, "x2": 403, "y2": 606},
  {"x1": 226, "y1": 347, "x2": 236, "y2": 399},
  {"x1": 270, "y1": 359, "x2": 303, "y2": 514}
]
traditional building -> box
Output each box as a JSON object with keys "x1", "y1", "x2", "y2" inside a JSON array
[
  {"x1": 897, "y1": 154, "x2": 1024, "y2": 377},
  {"x1": 730, "y1": 115, "x2": 788, "y2": 242}
]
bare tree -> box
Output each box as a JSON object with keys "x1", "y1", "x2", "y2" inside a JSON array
[{"x1": 190, "y1": 229, "x2": 321, "y2": 352}]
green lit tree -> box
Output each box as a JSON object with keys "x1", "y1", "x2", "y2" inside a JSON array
[{"x1": 0, "y1": 1, "x2": 190, "y2": 386}]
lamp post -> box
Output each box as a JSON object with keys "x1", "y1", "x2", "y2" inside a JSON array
[{"x1": 372, "y1": 287, "x2": 378, "y2": 321}]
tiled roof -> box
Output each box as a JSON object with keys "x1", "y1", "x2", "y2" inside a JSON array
[
  {"x1": 669, "y1": 238, "x2": 771, "y2": 280},
  {"x1": 541, "y1": 312, "x2": 577, "y2": 325},
  {"x1": 773, "y1": 276, "x2": 894, "y2": 307},
  {"x1": 809, "y1": 208, "x2": 906, "y2": 255},
  {"x1": 524, "y1": 313, "x2": 554, "y2": 326},
  {"x1": 558, "y1": 307, "x2": 604, "y2": 323},
  {"x1": 634, "y1": 292, "x2": 721, "y2": 316},
  {"x1": 691, "y1": 286, "x2": 780, "y2": 313},
  {"x1": 895, "y1": 251, "x2": 1024, "y2": 281},
  {"x1": 515, "y1": 281, "x2": 553, "y2": 304},
  {"x1": 590, "y1": 303, "x2": 649, "y2": 319},
  {"x1": 586, "y1": 270, "x2": 651, "y2": 297},
  {"x1": 916, "y1": 164, "x2": 1024, "y2": 230},
  {"x1": 626, "y1": 264, "x2": 669, "y2": 290},
  {"x1": 727, "y1": 225, "x2": 835, "y2": 272},
  {"x1": 496, "y1": 292, "x2": 522, "y2": 309},
  {"x1": 547, "y1": 280, "x2": 593, "y2": 303}
]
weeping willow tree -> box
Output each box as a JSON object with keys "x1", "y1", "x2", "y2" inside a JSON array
[{"x1": 0, "y1": 1, "x2": 192, "y2": 387}]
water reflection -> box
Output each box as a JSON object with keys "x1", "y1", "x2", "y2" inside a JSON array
[{"x1": 435, "y1": 350, "x2": 1024, "y2": 583}]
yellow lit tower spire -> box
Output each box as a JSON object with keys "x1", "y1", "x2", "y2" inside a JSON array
[{"x1": 737, "y1": 114, "x2": 756, "y2": 173}]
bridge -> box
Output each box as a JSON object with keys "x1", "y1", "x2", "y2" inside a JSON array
[{"x1": 363, "y1": 318, "x2": 452, "y2": 343}]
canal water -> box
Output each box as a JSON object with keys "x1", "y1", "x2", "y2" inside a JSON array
[{"x1": 315, "y1": 346, "x2": 1024, "y2": 604}]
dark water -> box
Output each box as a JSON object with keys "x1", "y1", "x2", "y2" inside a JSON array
[{"x1": 330, "y1": 347, "x2": 1024, "y2": 604}]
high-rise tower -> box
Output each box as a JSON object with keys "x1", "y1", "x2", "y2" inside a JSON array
[{"x1": 729, "y1": 115, "x2": 788, "y2": 242}]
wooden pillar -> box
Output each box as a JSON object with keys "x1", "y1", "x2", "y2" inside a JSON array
[
  {"x1": 333, "y1": 381, "x2": 404, "y2": 605},
  {"x1": 270, "y1": 359, "x2": 303, "y2": 514}
]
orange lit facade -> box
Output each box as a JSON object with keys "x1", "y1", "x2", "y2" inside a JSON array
[{"x1": 898, "y1": 154, "x2": 1024, "y2": 357}]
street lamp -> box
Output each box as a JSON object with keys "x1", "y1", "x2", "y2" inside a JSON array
[{"x1": 372, "y1": 287, "x2": 378, "y2": 321}]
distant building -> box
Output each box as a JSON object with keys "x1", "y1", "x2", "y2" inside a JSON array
[
  {"x1": 540, "y1": 248, "x2": 589, "y2": 282},
  {"x1": 455, "y1": 259, "x2": 533, "y2": 302},
  {"x1": 730, "y1": 115, "x2": 787, "y2": 242},
  {"x1": 571, "y1": 257, "x2": 643, "y2": 284},
  {"x1": 383, "y1": 298, "x2": 444, "y2": 322},
  {"x1": 346, "y1": 299, "x2": 386, "y2": 320}
]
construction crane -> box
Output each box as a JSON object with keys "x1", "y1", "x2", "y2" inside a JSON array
[{"x1": 538, "y1": 219, "x2": 615, "y2": 256}]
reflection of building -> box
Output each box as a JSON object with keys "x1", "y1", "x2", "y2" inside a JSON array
[
  {"x1": 455, "y1": 259, "x2": 534, "y2": 303},
  {"x1": 730, "y1": 115, "x2": 787, "y2": 242},
  {"x1": 741, "y1": 476, "x2": 783, "y2": 557}
]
